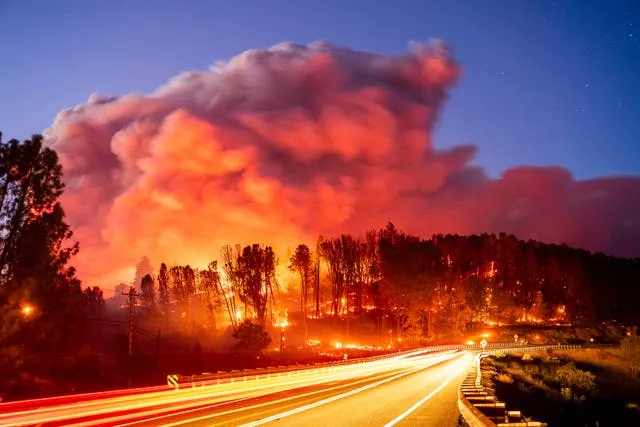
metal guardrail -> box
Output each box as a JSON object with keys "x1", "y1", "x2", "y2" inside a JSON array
[
  {"x1": 170, "y1": 344, "x2": 465, "y2": 388},
  {"x1": 458, "y1": 344, "x2": 582, "y2": 426},
  {"x1": 170, "y1": 342, "x2": 569, "y2": 388}
]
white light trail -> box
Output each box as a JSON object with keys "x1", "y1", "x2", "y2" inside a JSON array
[{"x1": 383, "y1": 354, "x2": 472, "y2": 426}]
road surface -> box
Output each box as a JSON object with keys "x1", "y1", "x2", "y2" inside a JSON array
[{"x1": 0, "y1": 349, "x2": 472, "y2": 426}]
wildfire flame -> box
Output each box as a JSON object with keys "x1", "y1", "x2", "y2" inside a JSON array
[{"x1": 274, "y1": 308, "x2": 288, "y2": 328}]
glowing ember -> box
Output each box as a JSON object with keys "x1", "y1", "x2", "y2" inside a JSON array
[
  {"x1": 307, "y1": 338, "x2": 320, "y2": 346},
  {"x1": 517, "y1": 310, "x2": 543, "y2": 323},
  {"x1": 273, "y1": 309, "x2": 289, "y2": 328}
]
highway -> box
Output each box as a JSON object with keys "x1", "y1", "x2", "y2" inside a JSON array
[{"x1": 0, "y1": 349, "x2": 472, "y2": 426}]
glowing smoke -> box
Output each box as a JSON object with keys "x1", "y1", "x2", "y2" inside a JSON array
[{"x1": 45, "y1": 41, "x2": 640, "y2": 284}]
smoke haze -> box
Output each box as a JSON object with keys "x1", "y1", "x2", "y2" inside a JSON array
[{"x1": 44, "y1": 41, "x2": 640, "y2": 285}]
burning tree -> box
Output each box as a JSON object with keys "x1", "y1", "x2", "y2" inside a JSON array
[
  {"x1": 132, "y1": 256, "x2": 153, "y2": 292},
  {"x1": 220, "y1": 245, "x2": 242, "y2": 330},
  {"x1": 289, "y1": 244, "x2": 312, "y2": 341},
  {"x1": 198, "y1": 261, "x2": 222, "y2": 328},
  {"x1": 236, "y1": 244, "x2": 278, "y2": 328},
  {"x1": 157, "y1": 263, "x2": 170, "y2": 313},
  {"x1": 320, "y1": 238, "x2": 345, "y2": 319},
  {"x1": 378, "y1": 223, "x2": 438, "y2": 341},
  {"x1": 140, "y1": 273, "x2": 156, "y2": 311}
]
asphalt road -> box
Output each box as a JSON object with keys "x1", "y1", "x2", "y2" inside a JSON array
[{"x1": 0, "y1": 349, "x2": 472, "y2": 427}]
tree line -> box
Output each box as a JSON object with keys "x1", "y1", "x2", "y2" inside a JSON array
[
  {"x1": 132, "y1": 223, "x2": 640, "y2": 343},
  {"x1": 132, "y1": 244, "x2": 279, "y2": 334}
]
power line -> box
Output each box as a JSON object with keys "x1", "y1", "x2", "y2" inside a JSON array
[{"x1": 121, "y1": 286, "x2": 140, "y2": 357}]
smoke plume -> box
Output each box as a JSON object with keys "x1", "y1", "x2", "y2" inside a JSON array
[{"x1": 45, "y1": 41, "x2": 640, "y2": 284}]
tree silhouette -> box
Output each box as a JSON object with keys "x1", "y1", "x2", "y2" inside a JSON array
[
  {"x1": 157, "y1": 263, "x2": 169, "y2": 312},
  {"x1": 0, "y1": 133, "x2": 97, "y2": 361},
  {"x1": 232, "y1": 320, "x2": 271, "y2": 354},
  {"x1": 290, "y1": 244, "x2": 312, "y2": 342},
  {"x1": 140, "y1": 273, "x2": 156, "y2": 311},
  {"x1": 236, "y1": 244, "x2": 278, "y2": 327}
]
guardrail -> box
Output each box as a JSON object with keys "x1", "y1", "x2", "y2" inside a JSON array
[
  {"x1": 168, "y1": 342, "x2": 563, "y2": 388},
  {"x1": 458, "y1": 344, "x2": 581, "y2": 426},
  {"x1": 169, "y1": 344, "x2": 465, "y2": 389}
]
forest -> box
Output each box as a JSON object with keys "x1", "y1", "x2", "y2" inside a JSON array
[
  {"x1": 1, "y1": 133, "x2": 639, "y2": 398},
  {"x1": 122, "y1": 224, "x2": 640, "y2": 349}
]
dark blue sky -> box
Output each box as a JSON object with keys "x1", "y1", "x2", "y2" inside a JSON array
[{"x1": 1, "y1": 0, "x2": 638, "y2": 179}]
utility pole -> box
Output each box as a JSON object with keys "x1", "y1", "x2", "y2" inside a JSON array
[
  {"x1": 122, "y1": 286, "x2": 139, "y2": 389},
  {"x1": 280, "y1": 327, "x2": 285, "y2": 362},
  {"x1": 122, "y1": 286, "x2": 140, "y2": 357}
]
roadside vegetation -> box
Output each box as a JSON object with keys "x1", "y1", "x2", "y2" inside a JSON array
[{"x1": 483, "y1": 337, "x2": 640, "y2": 426}]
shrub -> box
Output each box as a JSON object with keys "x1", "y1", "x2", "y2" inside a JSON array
[
  {"x1": 518, "y1": 382, "x2": 533, "y2": 393},
  {"x1": 497, "y1": 373, "x2": 514, "y2": 384},
  {"x1": 525, "y1": 364, "x2": 540, "y2": 376},
  {"x1": 555, "y1": 362, "x2": 597, "y2": 395},
  {"x1": 493, "y1": 360, "x2": 507, "y2": 369},
  {"x1": 232, "y1": 320, "x2": 272, "y2": 354}
]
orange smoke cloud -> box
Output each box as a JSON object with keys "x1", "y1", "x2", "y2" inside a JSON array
[{"x1": 45, "y1": 41, "x2": 640, "y2": 285}]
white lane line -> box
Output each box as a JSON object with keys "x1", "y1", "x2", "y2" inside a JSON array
[
  {"x1": 7, "y1": 356, "x2": 408, "y2": 427},
  {"x1": 115, "y1": 366, "x2": 406, "y2": 427},
  {"x1": 236, "y1": 353, "x2": 462, "y2": 427},
  {"x1": 383, "y1": 356, "x2": 471, "y2": 427},
  {"x1": 139, "y1": 352, "x2": 458, "y2": 427}
]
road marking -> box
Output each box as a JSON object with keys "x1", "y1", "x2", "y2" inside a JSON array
[
  {"x1": 0, "y1": 349, "x2": 455, "y2": 427},
  {"x1": 6, "y1": 365, "x2": 379, "y2": 427},
  {"x1": 116, "y1": 366, "x2": 408, "y2": 426},
  {"x1": 5, "y1": 354, "x2": 419, "y2": 427},
  {"x1": 121, "y1": 352, "x2": 457, "y2": 427},
  {"x1": 383, "y1": 355, "x2": 472, "y2": 427},
  {"x1": 236, "y1": 353, "x2": 462, "y2": 427}
]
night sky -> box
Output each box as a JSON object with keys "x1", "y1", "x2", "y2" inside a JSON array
[{"x1": 1, "y1": 0, "x2": 638, "y2": 179}]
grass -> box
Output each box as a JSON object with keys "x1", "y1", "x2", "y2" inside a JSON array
[
  {"x1": 554, "y1": 347, "x2": 638, "y2": 377},
  {"x1": 482, "y1": 348, "x2": 640, "y2": 426}
]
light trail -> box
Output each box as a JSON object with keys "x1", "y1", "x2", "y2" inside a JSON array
[
  {"x1": 76, "y1": 357, "x2": 436, "y2": 427},
  {"x1": 237, "y1": 352, "x2": 463, "y2": 427},
  {"x1": 113, "y1": 369, "x2": 403, "y2": 427},
  {"x1": 383, "y1": 353, "x2": 472, "y2": 426},
  {"x1": 0, "y1": 349, "x2": 460, "y2": 427}
]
